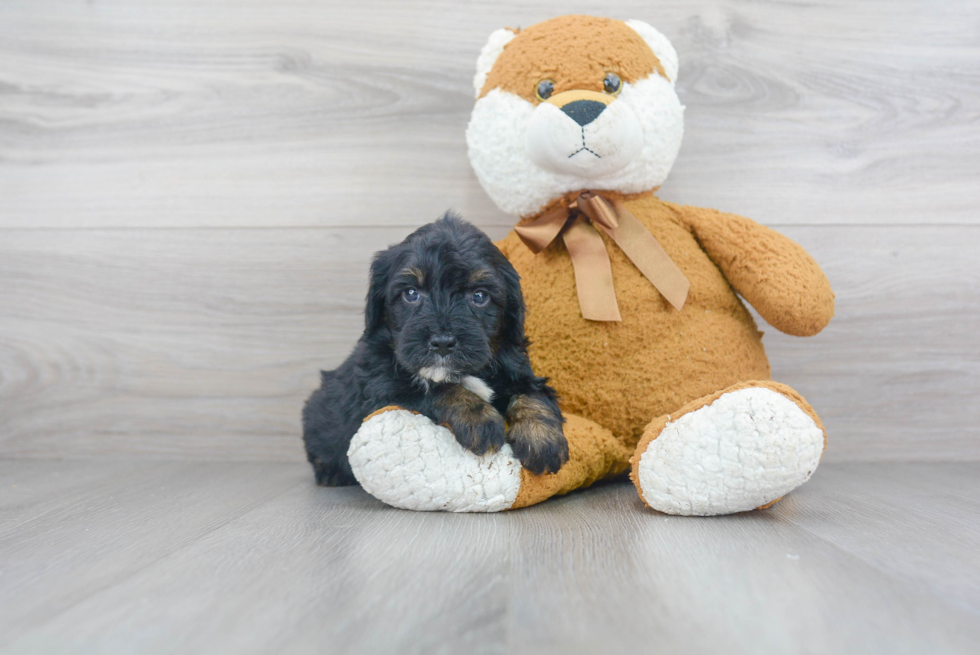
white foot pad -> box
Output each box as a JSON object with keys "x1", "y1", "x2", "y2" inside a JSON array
[
  {"x1": 347, "y1": 409, "x2": 522, "y2": 512},
  {"x1": 636, "y1": 388, "x2": 824, "y2": 516}
]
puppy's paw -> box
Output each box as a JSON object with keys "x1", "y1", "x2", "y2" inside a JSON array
[
  {"x1": 448, "y1": 407, "x2": 506, "y2": 456},
  {"x1": 311, "y1": 457, "x2": 358, "y2": 487},
  {"x1": 436, "y1": 385, "x2": 506, "y2": 456},
  {"x1": 506, "y1": 395, "x2": 568, "y2": 475},
  {"x1": 508, "y1": 423, "x2": 569, "y2": 475}
]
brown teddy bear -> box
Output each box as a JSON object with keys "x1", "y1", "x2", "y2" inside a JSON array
[{"x1": 346, "y1": 15, "x2": 834, "y2": 516}]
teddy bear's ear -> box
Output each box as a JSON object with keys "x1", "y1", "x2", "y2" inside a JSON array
[
  {"x1": 624, "y1": 20, "x2": 679, "y2": 84},
  {"x1": 473, "y1": 27, "x2": 517, "y2": 98}
]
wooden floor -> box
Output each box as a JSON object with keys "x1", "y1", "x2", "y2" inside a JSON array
[{"x1": 1, "y1": 460, "x2": 978, "y2": 654}]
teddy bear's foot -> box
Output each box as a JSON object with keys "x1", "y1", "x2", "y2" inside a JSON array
[
  {"x1": 347, "y1": 406, "x2": 524, "y2": 512},
  {"x1": 630, "y1": 381, "x2": 826, "y2": 516},
  {"x1": 348, "y1": 407, "x2": 632, "y2": 512}
]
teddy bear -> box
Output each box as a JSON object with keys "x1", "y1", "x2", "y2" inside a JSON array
[{"x1": 346, "y1": 14, "x2": 834, "y2": 516}]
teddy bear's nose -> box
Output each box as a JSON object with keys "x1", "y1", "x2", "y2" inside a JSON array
[{"x1": 561, "y1": 99, "x2": 607, "y2": 126}]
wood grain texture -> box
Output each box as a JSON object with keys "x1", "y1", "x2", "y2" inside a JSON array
[
  {"x1": 0, "y1": 459, "x2": 304, "y2": 648},
  {"x1": 0, "y1": 0, "x2": 977, "y2": 228},
  {"x1": 1, "y1": 224, "x2": 977, "y2": 461},
  {"x1": 1, "y1": 460, "x2": 978, "y2": 654},
  {"x1": 759, "y1": 225, "x2": 980, "y2": 461}
]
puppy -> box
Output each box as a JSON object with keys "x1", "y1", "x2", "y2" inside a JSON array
[{"x1": 303, "y1": 213, "x2": 568, "y2": 486}]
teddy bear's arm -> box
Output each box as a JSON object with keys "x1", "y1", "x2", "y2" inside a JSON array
[{"x1": 680, "y1": 205, "x2": 835, "y2": 337}]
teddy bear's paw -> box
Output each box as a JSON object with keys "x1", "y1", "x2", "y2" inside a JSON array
[
  {"x1": 347, "y1": 408, "x2": 523, "y2": 513},
  {"x1": 635, "y1": 387, "x2": 825, "y2": 516}
]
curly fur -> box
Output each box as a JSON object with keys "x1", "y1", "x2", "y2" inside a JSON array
[{"x1": 302, "y1": 214, "x2": 567, "y2": 486}]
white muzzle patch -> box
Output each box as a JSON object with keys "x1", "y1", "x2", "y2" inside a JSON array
[
  {"x1": 525, "y1": 100, "x2": 644, "y2": 178},
  {"x1": 417, "y1": 366, "x2": 451, "y2": 383}
]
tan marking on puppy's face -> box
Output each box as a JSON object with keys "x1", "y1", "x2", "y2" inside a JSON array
[
  {"x1": 469, "y1": 268, "x2": 493, "y2": 284},
  {"x1": 400, "y1": 267, "x2": 425, "y2": 285},
  {"x1": 479, "y1": 15, "x2": 666, "y2": 102}
]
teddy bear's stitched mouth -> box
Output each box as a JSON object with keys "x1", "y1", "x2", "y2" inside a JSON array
[
  {"x1": 569, "y1": 127, "x2": 601, "y2": 159},
  {"x1": 569, "y1": 146, "x2": 601, "y2": 159},
  {"x1": 569, "y1": 147, "x2": 601, "y2": 159}
]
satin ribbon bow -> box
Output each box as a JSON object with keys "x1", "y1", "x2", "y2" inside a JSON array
[{"x1": 514, "y1": 192, "x2": 690, "y2": 321}]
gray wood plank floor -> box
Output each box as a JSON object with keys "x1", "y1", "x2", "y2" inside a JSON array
[{"x1": 1, "y1": 460, "x2": 978, "y2": 655}]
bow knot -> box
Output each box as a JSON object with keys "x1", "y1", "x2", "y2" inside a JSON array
[{"x1": 514, "y1": 192, "x2": 690, "y2": 321}]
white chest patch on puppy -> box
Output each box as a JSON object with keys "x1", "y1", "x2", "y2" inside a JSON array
[{"x1": 461, "y1": 376, "x2": 495, "y2": 402}]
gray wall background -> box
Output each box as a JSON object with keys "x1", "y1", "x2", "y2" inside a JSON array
[{"x1": 1, "y1": 0, "x2": 977, "y2": 463}]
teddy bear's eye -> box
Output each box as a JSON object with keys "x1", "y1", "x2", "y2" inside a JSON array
[
  {"x1": 535, "y1": 80, "x2": 555, "y2": 101},
  {"x1": 603, "y1": 72, "x2": 622, "y2": 95}
]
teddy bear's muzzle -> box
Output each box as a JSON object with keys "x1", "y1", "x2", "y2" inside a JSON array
[{"x1": 525, "y1": 91, "x2": 643, "y2": 178}]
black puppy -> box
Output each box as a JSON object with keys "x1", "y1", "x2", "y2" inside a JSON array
[{"x1": 303, "y1": 214, "x2": 568, "y2": 486}]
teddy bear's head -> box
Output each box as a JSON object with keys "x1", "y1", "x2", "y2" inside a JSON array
[{"x1": 466, "y1": 15, "x2": 684, "y2": 219}]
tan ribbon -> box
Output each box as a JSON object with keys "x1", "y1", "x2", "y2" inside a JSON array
[{"x1": 514, "y1": 192, "x2": 690, "y2": 321}]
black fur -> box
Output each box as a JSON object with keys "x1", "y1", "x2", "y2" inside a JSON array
[{"x1": 302, "y1": 213, "x2": 568, "y2": 486}]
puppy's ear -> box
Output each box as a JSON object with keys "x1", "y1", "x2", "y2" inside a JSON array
[
  {"x1": 498, "y1": 257, "x2": 527, "y2": 347},
  {"x1": 365, "y1": 249, "x2": 394, "y2": 333}
]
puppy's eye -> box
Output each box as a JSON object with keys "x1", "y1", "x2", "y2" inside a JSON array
[
  {"x1": 471, "y1": 290, "x2": 490, "y2": 307},
  {"x1": 535, "y1": 80, "x2": 554, "y2": 101},
  {"x1": 402, "y1": 288, "x2": 420, "y2": 303},
  {"x1": 603, "y1": 72, "x2": 622, "y2": 95}
]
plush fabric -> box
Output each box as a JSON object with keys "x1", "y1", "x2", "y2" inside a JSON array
[
  {"x1": 466, "y1": 17, "x2": 684, "y2": 217},
  {"x1": 630, "y1": 381, "x2": 828, "y2": 515},
  {"x1": 477, "y1": 15, "x2": 668, "y2": 101},
  {"x1": 350, "y1": 407, "x2": 523, "y2": 512}
]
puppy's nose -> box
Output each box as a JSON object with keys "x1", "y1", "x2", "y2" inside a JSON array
[
  {"x1": 561, "y1": 99, "x2": 606, "y2": 126},
  {"x1": 429, "y1": 334, "x2": 457, "y2": 356}
]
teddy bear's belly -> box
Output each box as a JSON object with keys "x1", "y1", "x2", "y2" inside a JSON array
[{"x1": 505, "y1": 229, "x2": 771, "y2": 446}]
